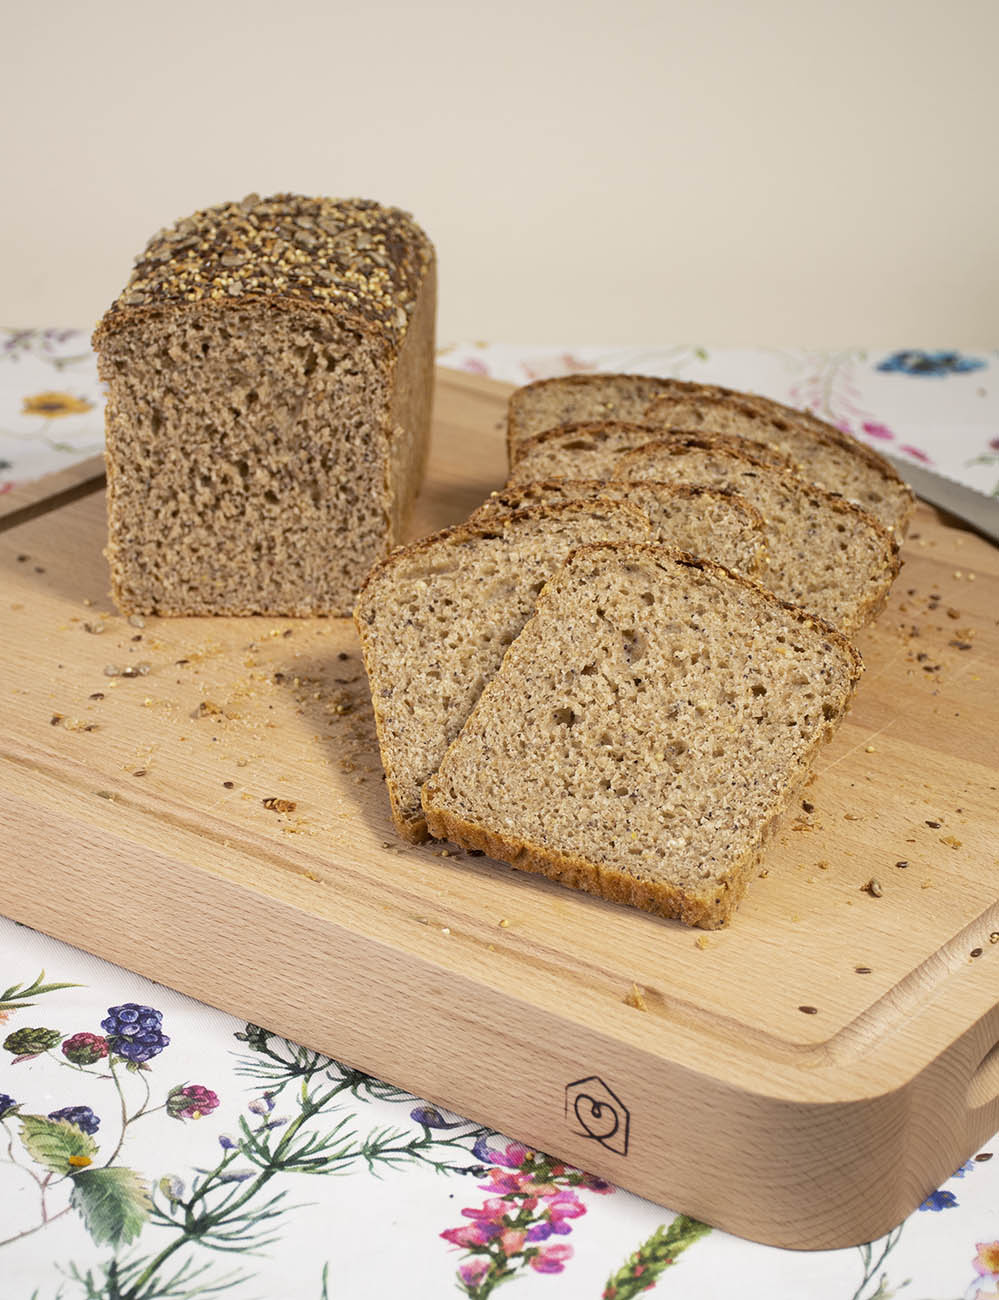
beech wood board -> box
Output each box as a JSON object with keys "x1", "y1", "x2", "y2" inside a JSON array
[{"x1": 2, "y1": 368, "x2": 998, "y2": 1250}]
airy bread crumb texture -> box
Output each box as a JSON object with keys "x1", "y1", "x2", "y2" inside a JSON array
[
  {"x1": 354, "y1": 501, "x2": 651, "y2": 841},
  {"x1": 423, "y1": 544, "x2": 863, "y2": 928}
]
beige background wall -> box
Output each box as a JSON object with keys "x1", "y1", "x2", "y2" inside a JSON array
[{"x1": 2, "y1": 0, "x2": 996, "y2": 345}]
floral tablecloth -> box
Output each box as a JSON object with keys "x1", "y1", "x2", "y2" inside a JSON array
[{"x1": 2, "y1": 329, "x2": 998, "y2": 1300}]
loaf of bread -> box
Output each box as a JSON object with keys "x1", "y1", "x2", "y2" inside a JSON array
[
  {"x1": 472, "y1": 481, "x2": 767, "y2": 578},
  {"x1": 353, "y1": 501, "x2": 651, "y2": 841},
  {"x1": 506, "y1": 374, "x2": 914, "y2": 535},
  {"x1": 422, "y1": 543, "x2": 863, "y2": 928},
  {"x1": 508, "y1": 422, "x2": 794, "y2": 484},
  {"x1": 613, "y1": 440, "x2": 900, "y2": 635},
  {"x1": 93, "y1": 194, "x2": 436, "y2": 616}
]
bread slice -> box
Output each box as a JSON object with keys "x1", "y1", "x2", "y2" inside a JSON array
[
  {"x1": 643, "y1": 393, "x2": 913, "y2": 536},
  {"x1": 508, "y1": 422, "x2": 793, "y2": 484},
  {"x1": 423, "y1": 543, "x2": 863, "y2": 928},
  {"x1": 472, "y1": 481, "x2": 766, "y2": 578},
  {"x1": 612, "y1": 440, "x2": 900, "y2": 635},
  {"x1": 507, "y1": 374, "x2": 676, "y2": 460},
  {"x1": 354, "y1": 501, "x2": 651, "y2": 841}
]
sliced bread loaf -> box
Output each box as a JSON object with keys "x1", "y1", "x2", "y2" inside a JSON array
[
  {"x1": 472, "y1": 481, "x2": 766, "y2": 578},
  {"x1": 354, "y1": 501, "x2": 651, "y2": 841},
  {"x1": 507, "y1": 422, "x2": 794, "y2": 484},
  {"x1": 642, "y1": 392, "x2": 913, "y2": 535},
  {"x1": 422, "y1": 543, "x2": 863, "y2": 928},
  {"x1": 612, "y1": 440, "x2": 900, "y2": 635}
]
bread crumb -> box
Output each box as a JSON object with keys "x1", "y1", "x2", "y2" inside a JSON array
[
  {"x1": 694, "y1": 935, "x2": 710, "y2": 950},
  {"x1": 624, "y1": 982, "x2": 648, "y2": 1009},
  {"x1": 862, "y1": 878, "x2": 884, "y2": 897},
  {"x1": 940, "y1": 835, "x2": 962, "y2": 849},
  {"x1": 498, "y1": 918, "x2": 510, "y2": 928},
  {"x1": 262, "y1": 796, "x2": 297, "y2": 813}
]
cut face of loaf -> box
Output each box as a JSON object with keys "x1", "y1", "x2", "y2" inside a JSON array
[
  {"x1": 613, "y1": 441, "x2": 900, "y2": 636},
  {"x1": 642, "y1": 394, "x2": 913, "y2": 536},
  {"x1": 508, "y1": 423, "x2": 794, "y2": 484},
  {"x1": 353, "y1": 501, "x2": 651, "y2": 841},
  {"x1": 423, "y1": 543, "x2": 863, "y2": 929},
  {"x1": 472, "y1": 481, "x2": 766, "y2": 578},
  {"x1": 93, "y1": 194, "x2": 436, "y2": 616}
]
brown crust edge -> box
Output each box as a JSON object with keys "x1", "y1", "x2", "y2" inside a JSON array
[{"x1": 422, "y1": 541, "x2": 863, "y2": 928}]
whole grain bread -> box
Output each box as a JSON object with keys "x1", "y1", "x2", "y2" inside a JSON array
[
  {"x1": 642, "y1": 392, "x2": 913, "y2": 535},
  {"x1": 612, "y1": 440, "x2": 900, "y2": 635},
  {"x1": 472, "y1": 481, "x2": 766, "y2": 578},
  {"x1": 508, "y1": 422, "x2": 794, "y2": 484},
  {"x1": 93, "y1": 193, "x2": 436, "y2": 616},
  {"x1": 422, "y1": 543, "x2": 863, "y2": 928},
  {"x1": 353, "y1": 501, "x2": 651, "y2": 841}
]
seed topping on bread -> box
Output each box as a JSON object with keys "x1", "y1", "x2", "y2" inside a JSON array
[{"x1": 98, "y1": 194, "x2": 433, "y2": 339}]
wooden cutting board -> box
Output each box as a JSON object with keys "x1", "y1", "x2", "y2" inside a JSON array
[{"x1": 2, "y1": 368, "x2": 997, "y2": 1250}]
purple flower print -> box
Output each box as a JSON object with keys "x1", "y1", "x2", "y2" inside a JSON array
[
  {"x1": 0, "y1": 1093, "x2": 18, "y2": 1119},
  {"x1": 919, "y1": 1188, "x2": 958, "y2": 1211}
]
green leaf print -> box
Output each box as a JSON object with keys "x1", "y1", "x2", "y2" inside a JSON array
[
  {"x1": 69, "y1": 1166, "x2": 153, "y2": 1247},
  {"x1": 18, "y1": 1115, "x2": 98, "y2": 1175},
  {"x1": 602, "y1": 1214, "x2": 712, "y2": 1298}
]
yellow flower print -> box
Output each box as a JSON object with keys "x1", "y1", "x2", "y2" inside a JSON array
[{"x1": 22, "y1": 391, "x2": 93, "y2": 417}]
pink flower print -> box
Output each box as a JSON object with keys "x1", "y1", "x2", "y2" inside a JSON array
[
  {"x1": 497, "y1": 1141, "x2": 530, "y2": 1168},
  {"x1": 974, "y1": 1241, "x2": 999, "y2": 1275},
  {"x1": 461, "y1": 357, "x2": 489, "y2": 376},
  {"x1": 548, "y1": 1190, "x2": 587, "y2": 1223},
  {"x1": 458, "y1": 1258, "x2": 490, "y2": 1287},
  {"x1": 530, "y1": 1242, "x2": 573, "y2": 1274},
  {"x1": 899, "y1": 444, "x2": 933, "y2": 464},
  {"x1": 461, "y1": 1197, "x2": 509, "y2": 1224},
  {"x1": 500, "y1": 1228, "x2": 527, "y2": 1253},
  {"x1": 580, "y1": 1173, "x2": 615, "y2": 1194},
  {"x1": 480, "y1": 1167, "x2": 527, "y2": 1194},
  {"x1": 861, "y1": 420, "x2": 895, "y2": 441},
  {"x1": 441, "y1": 1222, "x2": 501, "y2": 1248}
]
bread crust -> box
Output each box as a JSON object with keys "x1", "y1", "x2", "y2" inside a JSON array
[{"x1": 423, "y1": 542, "x2": 863, "y2": 928}]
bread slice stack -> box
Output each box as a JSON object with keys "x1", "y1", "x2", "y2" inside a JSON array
[{"x1": 356, "y1": 371, "x2": 905, "y2": 927}]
